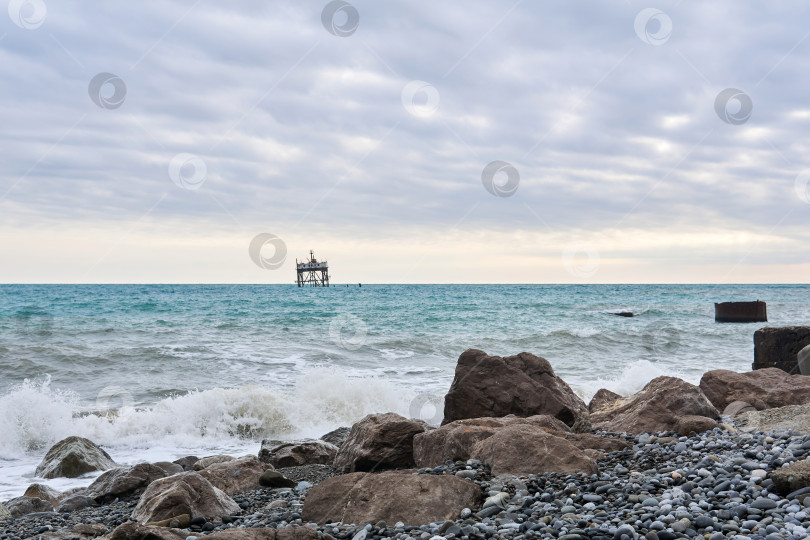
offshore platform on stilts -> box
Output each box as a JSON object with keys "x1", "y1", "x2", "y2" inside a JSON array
[{"x1": 296, "y1": 250, "x2": 330, "y2": 287}]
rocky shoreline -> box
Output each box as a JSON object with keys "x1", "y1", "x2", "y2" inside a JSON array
[{"x1": 5, "y1": 348, "x2": 810, "y2": 540}]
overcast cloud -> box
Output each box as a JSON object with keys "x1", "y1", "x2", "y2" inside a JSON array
[{"x1": 1, "y1": 1, "x2": 809, "y2": 283}]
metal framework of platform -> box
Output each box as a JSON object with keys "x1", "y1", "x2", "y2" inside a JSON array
[{"x1": 296, "y1": 250, "x2": 330, "y2": 287}]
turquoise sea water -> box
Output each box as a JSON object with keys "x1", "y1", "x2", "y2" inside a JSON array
[{"x1": 0, "y1": 284, "x2": 807, "y2": 497}]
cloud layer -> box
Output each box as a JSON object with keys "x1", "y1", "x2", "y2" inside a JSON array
[{"x1": 1, "y1": 1, "x2": 809, "y2": 282}]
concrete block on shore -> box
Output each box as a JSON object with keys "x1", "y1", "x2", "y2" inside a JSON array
[{"x1": 753, "y1": 326, "x2": 810, "y2": 373}]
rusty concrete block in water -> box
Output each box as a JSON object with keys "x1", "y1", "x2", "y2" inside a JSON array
[{"x1": 714, "y1": 300, "x2": 767, "y2": 323}]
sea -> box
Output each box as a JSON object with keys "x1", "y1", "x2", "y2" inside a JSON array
[{"x1": 0, "y1": 284, "x2": 807, "y2": 499}]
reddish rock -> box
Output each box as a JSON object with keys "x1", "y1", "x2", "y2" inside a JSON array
[
  {"x1": 258, "y1": 440, "x2": 337, "y2": 468},
  {"x1": 301, "y1": 472, "x2": 481, "y2": 525},
  {"x1": 674, "y1": 415, "x2": 719, "y2": 435},
  {"x1": 589, "y1": 388, "x2": 622, "y2": 413},
  {"x1": 413, "y1": 415, "x2": 569, "y2": 468},
  {"x1": 442, "y1": 349, "x2": 590, "y2": 431},
  {"x1": 590, "y1": 376, "x2": 718, "y2": 435},
  {"x1": 333, "y1": 413, "x2": 429, "y2": 473},
  {"x1": 197, "y1": 456, "x2": 268, "y2": 495},
  {"x1": 414, "y1": 415, "x2": 627, "y2": 468},
  {"x1": 469, "y1": 424, "x2": 597, "y2": 476},
  {"x1": 700, "y1": 368, "x2": 810, "y2": 411}
]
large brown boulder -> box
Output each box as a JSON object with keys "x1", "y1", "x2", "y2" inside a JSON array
[
  {"x1": 442, "y1": 349, "x2": 590, "y2": 431},
  {"x1": 413, "y1": 414, "x2": 569, "y2": 467},
  {"x1": 259, "y1": 440, "x2": 338, "y2": 468},
  {"x1": 131, "y1": 472, "x2": 240, "y2": 523},
  {"x1": 302, "y1": 471, "x2": 480, "y2": 525},
  {"x1": 85, "y1": 463, "x2": 167, "y2": 503},
  {"x1": 333, "y1": 413, "x2": 429, "y2": 473},
  {"x1": 469, "y1": 424, "x2": 597, "y2": 476},
  {"x1": 197, "y1": 456, "x2": 268, "y2": 495},
  {"x1": 35, "y1": 436, "x2": 117, "y2": 479},
  {"x1": 109, "y1": 523, "x2": 317, "y2": 540},
  {"x1": 699, "y1": 368, "x2": 810, "y2": 411},
  {"x1": 590, "y1": 376, "x2": 718, "y2": 435}
]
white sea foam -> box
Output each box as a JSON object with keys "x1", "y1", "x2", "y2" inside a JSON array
[
  {"x1": 0, "y1": 367, "x2": 412, "y2": 459},
  {"x1": 571, "y1": 359, "x2": 700, "y2": 403}
]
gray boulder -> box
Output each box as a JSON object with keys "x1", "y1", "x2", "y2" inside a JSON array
[
  {"x1": 5, "y1": 496, "x2": 54, "y2": 518},
  {"x1": 85, "y1": 463, "x2": 168, "y2": 503},
  {"x1": 0, "y1": 503, "x2": 11, "y2": 521},
  {"x1": 320, "y1": 427, "x2": 351, "y2": 447},
  {"x1": 259, "y1": 439, "x2": 337, "y2": 468},
  {"x1": 35, "y1": 436, "x2": 117, "y2": 479},
  {"x1": 131, "y1": 472, "x2": 239, "y2": 523},
  {"x1": 57, "y1": 493, "x2": 97, "y2": 513}
]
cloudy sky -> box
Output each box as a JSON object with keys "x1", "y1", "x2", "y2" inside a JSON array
[{"x1": 1, "y1": 1, "x2": 809, "y2": 283}]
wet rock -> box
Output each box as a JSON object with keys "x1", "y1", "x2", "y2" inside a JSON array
[
  {"x1": 193, "y1": 455, "x2": 234, "y2": 470},
  {"x1": 85, "y1": 463, "x2": 167, "y2": 503},
  {"x1": 302, "y1": 471, "x2": 481, "y2": 525},
  {"x1": 259, "y1": 470, "x2": 297, "y2": 488},
  {"x1": 442, "y1": 349, "x2": 591, "y2": 431},
  {"x1": 591, "y1": 376, "x2": 718, "y2": 434},
  {"x1": 197, "y1": 455, "x2": 268, "y2": 495},
  {"x1": 259, "y1": 440, "x2": 337, "y2": 468},
  {"x1": 320, "y1": 427, "x2": 351, "y2": 448},
  {"x1": 34, "y1": 436, "x2": 117, "y2": 479},
  {"x1": 172, "y1": 456, "x2": 199, "y2": 471},
  {"x1": 152, "y1": 461, "x2": 184, "y2": 476},
  {"x1": 334, "y1": 413, "x2": 429, "y2": 473},
  {"x1": 131, "y1": 471, "x2": 240, "y2": 523}
]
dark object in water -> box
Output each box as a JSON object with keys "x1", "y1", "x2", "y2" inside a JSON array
[
  {"x1": 612, "y1": 312, "x2": 634, "y2": 317},
  {"x1": 715, "y1": 301, "x2": 767, "y2": 323}
]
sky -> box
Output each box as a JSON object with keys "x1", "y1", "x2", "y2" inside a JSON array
[{"x1": 1, "y1": 1, "x2": 809, "y2": 284}]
